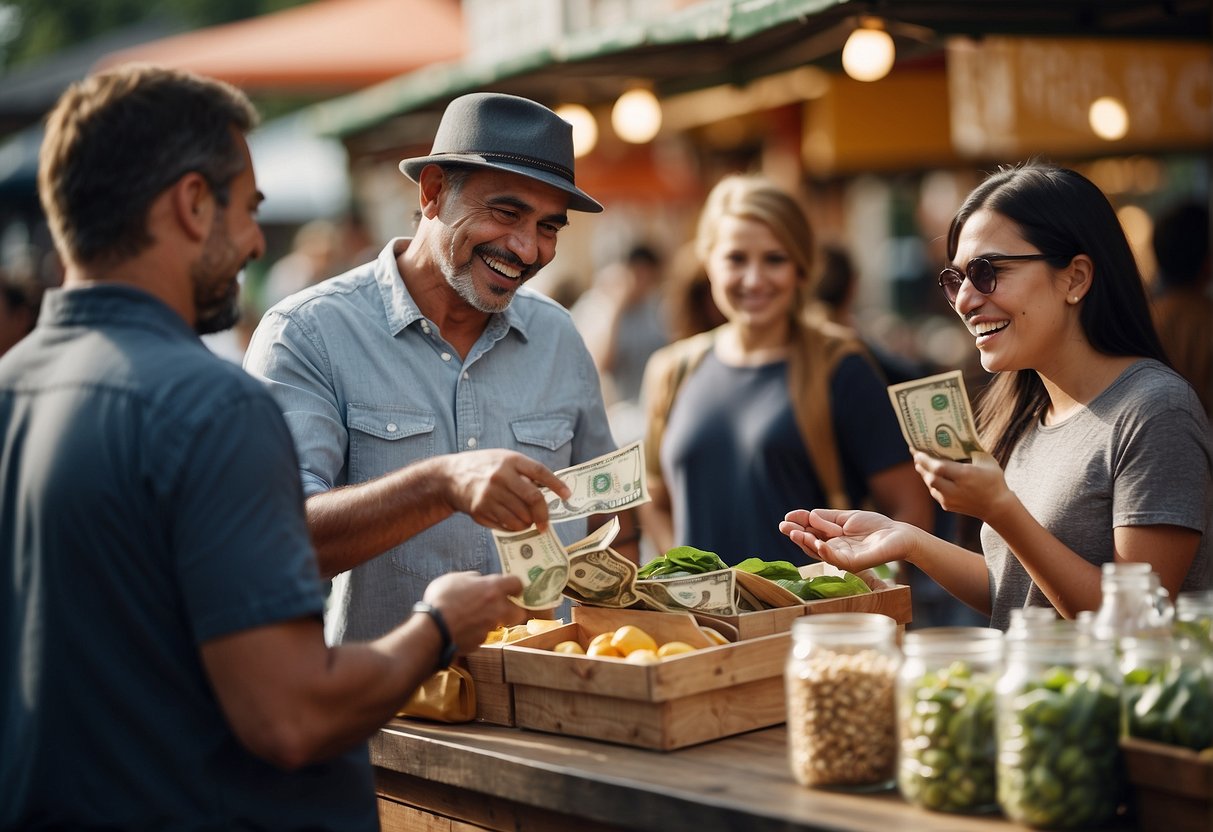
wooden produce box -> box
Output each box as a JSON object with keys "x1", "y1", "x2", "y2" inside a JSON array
[
  {"x1": 503, "y1": 606, "x2": 789, "y2": 751},
  {"x1": 461, "y1": 645, "x2": 515, "y2": 726},
  {"x1": 697, "y1": 567, "x2": 912, "y2": 639},
  {"x1": 1121, "y1": 737, "x2": 1213, "y2": 832}
]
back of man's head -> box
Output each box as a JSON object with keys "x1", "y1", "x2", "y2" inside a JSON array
[
  {"x1": 38, "y1": 65, "x2": 258, "y2": 271},
  {"x1": 1152, "y1": 200, "x2": 1210, "y2": 289}
]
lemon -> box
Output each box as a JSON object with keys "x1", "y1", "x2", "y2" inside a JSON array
[
  {"x1": 526, "y1": 618, "x2": 564, "y2": 635},
  {"x1": 610, "y1": 625, "x2": 658, "y2": 656},
  {"x1": 698, "y1": 626, "x2": 729, "y2": 646},
  {"x1": 553, "y1": 640, "x2": 585, "y2": 655},
  {"x1": 657, "y1": 641, "x2": 696, "y2": 658},
  {"x1": 625, "y1": 648, "x2": 660, "y2": 665},
  {"x1": 586, "y1": 642, "x2": 623, "y2": 658},
  {"x1": 587, "y1": 631, "x2": 615, "y2": 651},
  {"x1": 481, "y1": 626, "x2": 507, "y2": 646}
]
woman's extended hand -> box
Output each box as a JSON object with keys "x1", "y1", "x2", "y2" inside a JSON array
[
  {"x1": 779, "y1": 509, "x2": 918, "y2": 573},
  {"x1": 913, "y1": 451, "x2": 1013, "y2": 523}
]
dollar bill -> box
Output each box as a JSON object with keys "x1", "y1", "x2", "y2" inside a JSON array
[
  {"x1": 887, "y1": 370, "x2": 987, "y2": 462},
  {"x1": 636, "y1": 569, "x2": 738, "y2": 616},
  {"x1": 564, "y1": 548, "x2": 640, "y2": 608},
  {"x1": 492, "y1": 525, "x2": 569, "y2": 610},
  {"x1": 542, "y1": 440, "x2": 650, "y2": 524},
  {"x1": 565, "y1": 515, "x2": 620, "y2": 557}
]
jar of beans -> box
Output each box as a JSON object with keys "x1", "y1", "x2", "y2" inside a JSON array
[
  {"x1": 897, "y1": 627, "x2": 1002, "y2": 814},
  {"x1": 785, "y1": 612, "x2": 900, "y2": 790}
]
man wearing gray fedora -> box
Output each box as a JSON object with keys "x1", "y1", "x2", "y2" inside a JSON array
[{"x1": 245, "y1": 92, "x2": 630, "y2": 643}]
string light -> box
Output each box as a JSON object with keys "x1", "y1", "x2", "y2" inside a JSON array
[
  {"x1": 841, "y1": 18, "x2": 895, "y2": 82},
  {"x1": 611, "y1": 88, "x2": 662, "y2": 144},
  {"x1": 1089, "y1": 96, "x2": 1129, "y2": 141},
  {"x1": 555, "y1": 103, "x2": 598, "y2": 157}
]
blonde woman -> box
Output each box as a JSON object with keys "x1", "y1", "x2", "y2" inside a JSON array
[{"x1": 640, "y1": 175, "x2": 932, "y2": 565}]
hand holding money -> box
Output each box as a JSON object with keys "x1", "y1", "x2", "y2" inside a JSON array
[
  {"x1": 887, "y1": 370, "x2": 986, "y2": 462},
  {"x1": 539, "y1": 440, "x2": 651, "y2": 524}
]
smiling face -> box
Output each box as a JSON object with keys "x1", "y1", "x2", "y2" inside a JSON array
[
  {"x1": 191, "y1": 133, "x2": 264, "y2": 335},
  {"x1": 950, "y1": 208, "x2": 1077, "y2": 374},
  {"x1": 426, "y1": 166, "x2": 570, "y2": 314},
  {"x1": 705, "y1": 215, "x2": 802, "y2": 340}
]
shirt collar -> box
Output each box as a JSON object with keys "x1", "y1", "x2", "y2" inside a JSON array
[
  {"x1": 374, "y1": 237, "x2": 530, "y2": 342},
  {"x1": 39, "y1": 284, "x2": 199, "y2": 342}
]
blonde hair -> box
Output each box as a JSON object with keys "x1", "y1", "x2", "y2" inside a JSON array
[{"x1": 693, "y1": 174, "x2": 817, "y2": 315}]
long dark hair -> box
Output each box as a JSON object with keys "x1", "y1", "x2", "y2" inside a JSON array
[{"x1": 947, "y1": 162, "x2": 1169, "y2": 464}]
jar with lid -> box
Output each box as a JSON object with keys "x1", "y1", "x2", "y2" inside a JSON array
[
  {"x1": 897, "y1": 627, "x2": 1002, "y2": 814},
  {"x1": 1089, "y1": 562, "x2": 1172, "y2": 645},
  {"x1": 996, "y1": 618, "x2": 1121, "y2": 829},
  {"x1": 1174, "y1": 588, "x2": 1213, "y2": 649},
  {"x1": 1121, "y1": 633, "x2": 1213, "y2": 751},
  {"x1": 785, "y1": 612, "x2": 900, "y2": 790}
]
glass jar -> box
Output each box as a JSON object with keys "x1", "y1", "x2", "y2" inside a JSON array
[
  {"x1": 1121, "y1": 633, "x2": 1213, "y2": 751},
  {"x1": 1174, "y1": 589, "x2": 1213, "y2": 650},
  {"x1": 1089, "y1": 562, "x2": 1172, "y2": 645},
  {"x1": 897, "y1": 627, "x2": 1002, "y2": 814},
  {"x1": 785, "y1": 612, "x2": 900, "y2": 790},
  {"x1": 996, "y1": 619, "x2": 1121, "y2": 829}
]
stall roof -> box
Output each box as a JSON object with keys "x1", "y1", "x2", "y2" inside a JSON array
[
  {"x1": 308, "y1": 0, "x2": 1213, "y2": 139},
  {"x1": 97, "y1": 0, "x2": 465, "y2": 94}
]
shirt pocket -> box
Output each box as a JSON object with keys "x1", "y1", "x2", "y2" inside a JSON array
[
  {"x1": 347, "y1": 403, "x2": 435, "y2": 483},
  {"x1": 510, "y1": 414, "x2": 575, "y2": 471}
]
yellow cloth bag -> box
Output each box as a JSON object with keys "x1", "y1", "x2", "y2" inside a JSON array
[{"x1": 395, "y1": 664, "x2": 477, "y2": 723}]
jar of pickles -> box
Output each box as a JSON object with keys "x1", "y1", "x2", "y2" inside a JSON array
[
  {"x1": 1175, "y1": 589, "x2": 1213, "y2": 649},
  {"x1": 1121, "y1": 633, "x2": 1213, "y2": 750},
  {"x1": 897, "y1": 627, "x2": 1002, "y2": 813},
  {"x1": 785, "y1": 612, "x2": 900, "y2": 790},
  {"x1": 995, "y1": 618, "x2": 1121, "y2": 829}
]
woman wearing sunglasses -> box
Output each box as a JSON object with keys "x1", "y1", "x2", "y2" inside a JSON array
[
  {"x1": 640, "y1": 174, "x2": 934, "y2": 566},
  {"x1": 781, "y1": 162, "x2": 1212, "y2": 629}
]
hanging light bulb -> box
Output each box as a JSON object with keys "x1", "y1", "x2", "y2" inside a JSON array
[
  {"x1": 841, "y1": 18, "x2": 895, "y2": 82},
  {"x1": 555, "y1": 103, "x2": 598, "y2": 157},
  {"x1": 611, "y1": 88, "x2": 662, "y2": 144},
  {"x1": 1089, "y1": 96, "x2": 1129, "y2": 141}
]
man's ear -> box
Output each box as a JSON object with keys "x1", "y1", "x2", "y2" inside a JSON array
[
  {"x1": 172, "y1": 172, "x2": 215, "y2": 241},
  {"x1": 417, "y1": 164, "x2": 445, "y2": 220}
]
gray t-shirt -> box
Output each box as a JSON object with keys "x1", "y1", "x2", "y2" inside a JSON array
[{"x1": 982, "y1": 359, "x2": 1213, "y2": 630}]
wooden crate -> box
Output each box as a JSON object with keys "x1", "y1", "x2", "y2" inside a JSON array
[
  {"x1": 1121, "y1": 737, "x2": 1213, "y2": 832},
  {"x1": 461, "y1": 646, "x2": 514, "y2": 726},
  {"x1": 503, "y1": 607, "x2": 789, "y2": 751}
]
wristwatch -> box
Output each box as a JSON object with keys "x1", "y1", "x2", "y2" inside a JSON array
[{"x1": 412, "y1": 601, "x2": 457, "y2": 670}]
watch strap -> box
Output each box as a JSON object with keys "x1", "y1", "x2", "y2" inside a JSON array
[{"x1": 412, "y1": 601, "x2": 457, "y2": 669}]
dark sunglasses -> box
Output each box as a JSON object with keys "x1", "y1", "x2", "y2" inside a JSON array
[{"x1": 937, "y1": 254, "x2": 1052, "y2": 305}]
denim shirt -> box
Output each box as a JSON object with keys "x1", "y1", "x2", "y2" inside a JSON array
[{"x1": 244, "y1": 239, "x2": 615, "y2": 642}]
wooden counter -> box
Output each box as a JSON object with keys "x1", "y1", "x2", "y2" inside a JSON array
[{"x1": 371, "y1": 720, "x2": 1134, "y2": 832}]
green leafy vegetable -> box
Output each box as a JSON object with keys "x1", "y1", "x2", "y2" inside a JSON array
[
  {"x1": 773, "y1": 573, "x2": 872, "y2": 600},
  {"x1": 734, "y1": 557, "x2": 802, "y2": 581},
  {"x1": 637, "y1": 546, "x2": 727, "y2": 579}
]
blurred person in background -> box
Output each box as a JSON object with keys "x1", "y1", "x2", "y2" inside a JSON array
[
  {"x1": 0, "y1": 266, "x2": 46, "y2": 356},
  {"x1": 262, "y1": 217, "x2": 344, "y2": 308},
  {"x1": 244, "y1": 92, "x2": 631, "y2": 647},
  {"x1": 640, "y1": 174, "x2": 933, "y2": 565},
  {"x1": 1149, "y1": 199, "x2": 1212, "y2": 418},
  {"x1": 663, "y1": 239, "x2": 725, "y2": 341},
  {"x1": 1, "y1": 65, "x2": 525, "y2": 831},
  {"x1": 782, "y1": 163, "x2": 1212, "y2": 629},
  {"x1": 572, "y1": 242, "x2": 670, "y2": 443}
]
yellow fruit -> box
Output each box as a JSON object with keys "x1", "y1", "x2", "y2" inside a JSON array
[
  {"x1": 587, "y1": 631, "x2": 616, "y2": 651},
  {"x1": 625, "y1": 648, "x2": 660, "y2": 665},
  {"x1": 699, "y1": 626, "x2": 729, "y2": 646},
  {"x1": 657, "y1": 641, "x2": 696, "y2": 658},
  {"x1": 586, "y1": 642, "x2": 623, "y2": 658},
  {"x1": 481, "y1": 626, "x2": 507, "y2": 646},
  {"x1": 610, "y1": 625, "x2": 658, "y2": 656},
  {"x1": 526, "y1": 618, "x2": 564, "y2": 635},
  {"x1": 502, "y1": 625, "x2": 531, "y2": 643},
  {"x1": 553, "y1": 640, "x2": 585, "y2": 655}
]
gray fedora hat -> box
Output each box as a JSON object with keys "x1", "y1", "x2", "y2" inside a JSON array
[{"x1": 399, "y1": 92, "x2": 603, "y2": 213}]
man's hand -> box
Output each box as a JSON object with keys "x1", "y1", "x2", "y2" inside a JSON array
[
  {"x1": 422, "y1": 571, "x2": 526, "y2": 653},
  {"x1": 441, "y1": 449, "x2": 572, "y2": 532}
]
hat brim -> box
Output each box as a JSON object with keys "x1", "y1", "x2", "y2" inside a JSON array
[{"x1": 399, "y1": 154, "x2": 603, "y2": 214}]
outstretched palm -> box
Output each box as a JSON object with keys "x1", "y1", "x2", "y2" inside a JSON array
[{"x1": 782, "y1": 509, "x2": 915, "y2": 573}]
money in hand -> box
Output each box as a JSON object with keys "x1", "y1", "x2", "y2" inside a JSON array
[
  {"x1": 541, "y1": 440, "x2": 650, "y2": 525},
  {"x1": 887, "y1": 370, "x2": 986, "y2": 462},
  {"x1": 492, "y1": 525, "x2": 569, "y2": 610}
]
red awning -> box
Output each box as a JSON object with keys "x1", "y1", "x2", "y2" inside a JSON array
[{"x1": 97, "y1": 0, "x2": 465, "y2": 93}]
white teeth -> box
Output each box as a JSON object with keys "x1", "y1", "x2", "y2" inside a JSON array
[
  {"x1": 482, "y1": 254, "x2": 522, "y2": 279},
  {"x1": 973, "y1": 321, "x2": 1008, "y2": 336}
]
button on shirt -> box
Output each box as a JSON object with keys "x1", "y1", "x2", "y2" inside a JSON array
[{"x1": 244, "y1": 239, "x2": 616, "y2": 643}]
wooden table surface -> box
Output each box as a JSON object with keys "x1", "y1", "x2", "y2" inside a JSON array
[{"x1": 371, "y1": 720, "x2": 1134, "y2": 832}]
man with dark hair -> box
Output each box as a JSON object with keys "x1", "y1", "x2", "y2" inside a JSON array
[
  {"x1": 245, "y1": 92, "x2": 631, "y2": 646},
  {"x1": 1150, "y1": 200, "x2": 1212, "y2": 416},
  {"x1": 1, "y1": 65, "x2": 523, "y2": 830}
]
